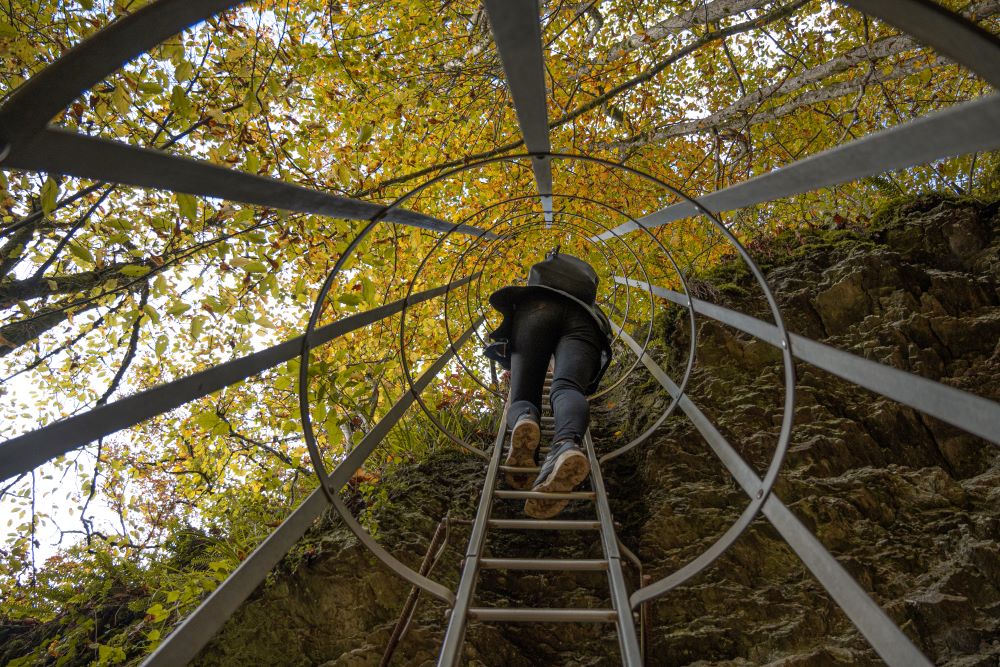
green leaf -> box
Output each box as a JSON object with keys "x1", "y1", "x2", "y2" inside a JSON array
[
  {"x1": 176, "y1": 193, "x2": 198, "y2": 222},
  {"x1": 0, "y1": 22, "x2": 17, "y2": 38},
  {"x1": 361, "y1": 277, "x2": 376, "y2": 304},
  {"x1": 155, "y1": 335, "x2": 168, "y2": 356},
  {"x1": 245, "y1": 152, "x2": 260, "y2": 173},
  {"x1": 174, "y1": 60, "x2": 193, "y2": 82},
  {"x1": 244, "y1": 260, "x2": 268, "y2": 273},
  {"x1": 40, "y1": 177, "x2": 59, "y2": 217},
  {"x1": 338, "y1": 293, "x2": 362, "y2": 306},
  {"x1": 194, "y1": 411, "x2": 219, "y2": 429},
  {"x1": 142, "y1": 303, "x2": 160, "y2": 324},
  {"x1": 357, "y1": 123, "x2": 374, "y2": 143},
  {"x1": 167, "y1": 302, "x2": 190, "y2": 316},
  {"x1": 119, "y1": 265, "x2": 151, "y2": 277},
  {"x1": 325, "y1": 417, "x2": 343, "y2": 447},
  {"x1": 190, "y1": 316, "x2": 206, "y2": 339},
  {"x1": 202, "y1": 296, "x2": 224, "y2": 313},
  {"x1": 67, "y1": 241, "x2": 94, "y2": 264},
  {"x1": 170, "y1": 84, "x2": 192, "y2": 117},
  {"x1": 233, "y1": 310, "x2": 254, "y2": 324},
  {"x1": 145, "y1": 603, "x2": 169, "y2": 622},
  {"x1": 111, "y1": 86, "x2": 130, "y2": 115},
  {"x1": 97, "y1": 644, "x2": 117, "y2": 663},
  {"x1": 208, "y1": 559, "x2": 230, "y2": 572},
  {"x1": 151, "y1": 215, "x2": 173, "y2": 232}
]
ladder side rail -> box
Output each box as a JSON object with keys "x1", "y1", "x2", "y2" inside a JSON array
[
  {"x1": 617, "y1": 330, "x2": 932, "y2": 667},
  {"x1": 583, "y1": 432, "x2": 643, "y2": 666},
  {"x1": 482, "y1": 0, "x2": 554, "y2": 226},
  {"x1": 142, "y1": 323, "x2": 478, "y2": 666},
  {"x1": 592, "y1": 96, "x2": 1000, "y2": 240},
  {"x1": 0, "y1": 274, "x2": 478, "y2": 482},
  {"x1": 615, "y1": 276, "x2": 1000, "y2": 445},
  {"x1": 437, "y1": 406, "x2": 509, "y2": 667}
]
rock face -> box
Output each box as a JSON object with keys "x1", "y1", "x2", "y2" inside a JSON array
[{"x1": 196, "y1": 195, "x2": 999, "y2": 666}]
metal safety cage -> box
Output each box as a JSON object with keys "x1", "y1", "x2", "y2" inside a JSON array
[{"x1": 1, "y1": 1, "x2": 999, "y2": 666}]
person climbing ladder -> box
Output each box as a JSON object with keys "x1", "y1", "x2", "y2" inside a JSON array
[{"x1": 485, "y1": 248, "x2": 613, "y2": 519}]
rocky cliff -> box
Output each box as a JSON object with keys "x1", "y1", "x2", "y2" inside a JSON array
[{"x1": 194, "y1": 194, "x2": 999, "y2": 666}]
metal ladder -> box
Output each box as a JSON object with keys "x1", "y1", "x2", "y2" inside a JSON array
[{"x1": 439, "y1": 374, "x2": 642, "y2": 665}]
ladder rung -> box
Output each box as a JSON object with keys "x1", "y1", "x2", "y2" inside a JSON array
[
  {"x1": 488, "y1": 519, "x2": 601, "y2": 530},
  {"x1": 467, "y1": 608, "x2": 617, "y2": 623},
  {"x1": 499, "y1": 465, "x2": 540, "y2": 473},
  {"x1": 479, "y1": 558, "x2": 607, "y2": 571},
  {"x1": 493, "y1": 489, "x2": 594, "y2": 501}
]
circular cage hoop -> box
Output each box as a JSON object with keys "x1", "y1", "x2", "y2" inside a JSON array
[
  {"x1": 298, "y1": 151, "x2": 692, "y2": 480},
  {"x1": 434, "y1": 193, "x2": 674, "y2": 403},
  {"x1": 438, "y1": 200, "x2": 633, "y2": 378},
  {"x1": 391, "y1": 157, "x2": 697, "y2": 454},
  {"x1": 440, "y1": 212, "x2": 636, "y2": 400},
  {"x1": 400, "y1": 207, "x2": 656, "y2": 454},
  {"x1": 298, "y1": 149, "x2": 794, "y2": 606},
  {"x1": 445, "y1": 197, "x2": 634, "y2": 352}
]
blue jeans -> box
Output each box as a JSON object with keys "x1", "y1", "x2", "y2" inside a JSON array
[{"x1": 506, "y1": 293, "x2": 604, "y2": 444}]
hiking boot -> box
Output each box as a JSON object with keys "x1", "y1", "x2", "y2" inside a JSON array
[
  {"x1": 504, "y1": 413, "x2": 540, "y2": 489},
  {"x1": 524, "y1": 440, "x2": 590, "y2": 519}
]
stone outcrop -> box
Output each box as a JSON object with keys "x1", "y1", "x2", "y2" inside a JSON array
[{"x1": 195, "y1": 194, "x2": 999, "y2": 666}]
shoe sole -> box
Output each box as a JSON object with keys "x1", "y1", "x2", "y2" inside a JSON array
[
  {"x1": 504, "y1": 419, "x2": 540, "y2": 490},
  {"x1": 524, "y1": 449, "x2": 590, "y2": 519}
]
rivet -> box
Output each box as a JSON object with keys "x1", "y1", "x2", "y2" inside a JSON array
[{"x1": 756, "y1": 489, "x2": 764, "y2": 499}]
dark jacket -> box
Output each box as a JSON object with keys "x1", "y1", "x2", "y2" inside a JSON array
[{"x1": 485, "y1": 252, "x2": 613, "y2": 394}]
